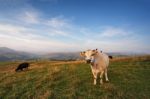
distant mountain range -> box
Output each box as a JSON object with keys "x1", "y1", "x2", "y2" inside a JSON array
[
  {"x1": 0, "y1": 47, "x2": 149, "y2": 61},
  {"x1": 41, "y1": 52, "x2": 81, "y2": 61},
  {"x1": 0, "y1": 47, "x2": 38, "y2": 61},
  {"x1": 0, "y1": 47, "x2": 82, "y2": 61}
]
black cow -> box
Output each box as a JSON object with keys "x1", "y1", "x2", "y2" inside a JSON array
[{"x1": 15, "y1": 62, "x2": 29, "y2": 72}]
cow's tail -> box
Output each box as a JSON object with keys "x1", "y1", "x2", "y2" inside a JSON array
[{"x1": 108, "y1": 56, "x2": 113, "y2": 59}]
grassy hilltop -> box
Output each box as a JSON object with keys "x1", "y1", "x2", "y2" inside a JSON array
[{"x1": 0, "y1": 56, "x2": 150, "y2": 99}]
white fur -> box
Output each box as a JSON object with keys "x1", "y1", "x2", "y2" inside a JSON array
[{"x1": 81, "y1": 49, "x2": 110, "y2": 85}]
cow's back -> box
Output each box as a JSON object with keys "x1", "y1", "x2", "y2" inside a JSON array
[
  {"x1": 97, "y1": 53, "x2": 109, "y2": 69},
  {"x1": 102, "y1": 53, "x2": 109, "y2": 67}
]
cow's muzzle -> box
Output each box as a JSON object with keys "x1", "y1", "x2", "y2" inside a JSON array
[{"x1": 86, "y1": 59, "x2": 91, "y2": 64}]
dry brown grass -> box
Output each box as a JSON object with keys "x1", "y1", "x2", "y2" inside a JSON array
[
  {"x1": 111, "y1": 55, "x2": 150, "y2": 62},
  {"x1": 0, "y1": 55, "x2": 150, "y2": 99}
]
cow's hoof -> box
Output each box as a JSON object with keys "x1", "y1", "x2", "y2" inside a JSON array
[
  {"x1": 94, "y1": 82, "x2": 97, "y2": 85},
  {"x1": 94, "y1": 83, "x2": 96, "y2": 85},
  {"x1": 106, "y1": 80, "x2": 109, "y2": 83},
  {"x1": 100, "y1": 79, "x2": 103, "y2": 85}
]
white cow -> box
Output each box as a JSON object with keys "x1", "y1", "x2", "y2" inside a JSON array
[{"x1": 80, "y1": 49, "x2": 112, "y2": 85}]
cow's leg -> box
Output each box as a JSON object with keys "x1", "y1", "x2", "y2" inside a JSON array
[
  {"x1": 93, "y1": 72, "x2": 97, "y2": 85},
  {"x1": 105, "y1": 69, "x2": 109, "y2": 82},
  {"x1": 25, "y1": 67, "x2": 28, "y2": 70},
  {"x1": 92, "y1": 70, "x2": 97, "y2": 85},
  {"x1": 100, "y1": 71, "x2": 104, "y2": 84}
]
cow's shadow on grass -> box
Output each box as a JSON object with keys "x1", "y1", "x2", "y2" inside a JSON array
[{"x1": 15, "y1": 68, "x2": 31, "y2": 72}]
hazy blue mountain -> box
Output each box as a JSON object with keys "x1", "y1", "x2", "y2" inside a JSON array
[
  {"x1": 0, "y1": 47, "x2": 38, "y2": 61},
  {"x1": 0, "y1": 47, "x2": 149, "y2": 61},
  {"x1": 0, "y1": 47, "x2": 81, "y2": 61},
  {"x1": 41, "y1": 52, "x2": 81, "y2": 60},
  {"x1": 0, "y1": 47, "x2": 17, "y2": 54}
]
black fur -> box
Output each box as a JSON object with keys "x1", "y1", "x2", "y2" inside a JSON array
[
  {"x1": 109, "y1": 56, "x2": 113, "y2": 59},
  {"x1": 15, "y1": 62, "x2": 29, "y2": 72}
]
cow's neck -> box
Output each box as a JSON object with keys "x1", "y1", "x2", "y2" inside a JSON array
[
  {"x1": 94, "y1": 52, "x2": 101, "y2": 58},
  {"x1": 91, "y1": 53, "x2": 103, "y2": 67}
]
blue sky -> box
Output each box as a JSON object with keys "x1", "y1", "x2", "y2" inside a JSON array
[{"x1": 0, "y1": 0, "x2": 150, "y2": 53}]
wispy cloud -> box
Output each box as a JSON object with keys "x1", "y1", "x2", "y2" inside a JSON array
[
  {"x1": 1, "y1": 16, "x2": 149, "y2": 53},
  {"x1": 0, "y1": 23, "x2": 31, "y2": 36},
  {"x1": 100, "y1": 26, "x2": 132, "y2": 37},
  {"x1": 76, "y1": 26, "x2": 150, "y2": 53},
  {"x1": 46, "y1": 16, "x2": 70, "y2": 28},
  {"x1": 45, "y1": 16, "x2": 72, "y2": 36},
  {"x1": 48, "y1": 30, "x2": 70, "y2": 36},
  {"x1": 0, "y1": 15, "x2": 77, "y2": 52},
  {"x1": 17, "y1": 10, "x2": 72, "y2": 37},
  {"x1": 0, "y1": 3, "x2": 149, "y2": 53},
  {"x1": 81, "y1": 37, "x2": 144, "y2": 52},
  {"x1": 19, "y1": 10, "x2": 40, "y2": 24},
  {"x1": 0, "y1": 22, "x2": 77, "y2": 52},
  {"x1": 20, "y1": 11, "x2": 39, "y2": 24},
  {"x1": 0, "y1": 33, "x2": 77, "y2": 52}
]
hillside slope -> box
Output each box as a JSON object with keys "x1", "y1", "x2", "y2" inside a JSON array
[
  {"x1": 0, "y1": 56, "x2": 150, "y2": 99},
  {"x1": 0, "y1": 47, "x2": 38, "y2": 61}
]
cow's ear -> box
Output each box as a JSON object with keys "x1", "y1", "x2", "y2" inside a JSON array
[
  {"x1": 95, "y1": 49, "x2": 99, "y2": 53},
  {"x1": 80, "y1": 52, "x2": 85, "y2": 56}
]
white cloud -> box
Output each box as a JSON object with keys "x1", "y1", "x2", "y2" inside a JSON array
[
  {"x1": 48, "y1": 30, "x2": 70, "y2": 36},
  {"x1": 19, "y1": 10, "x2": 70, "y2": 28},
  {"x1": 17, "y1": 10, "x2": 72, "y2": 37},
  {"x1": 0, "y1": 23, "x2": 42, "y2": 39},
  {"x1": 19, "y1": 11, "x2": 40, "y2": 24},
  {"x1": 0, "y1": 21, "x2": 149, "y2": 53},
  {"x1": 76, "y1": 26, "x2": 150, "y2": 53},
  {"x1": 0, "y1": 23, "x2": 27, "y2": 34},
  {"x1": 47, "y1": 18, "x2": 64, "y2": 27},
  {"x1": 80, "y1": 37, "x2": 150, "y2": 53},
  {"x1": 100, "y1": 27, "x2": 132, "y2": 37},
  {"x1": 46, "y1": 16, "x2": 70, "y2": 28},
  {"x1": 0, "y1": 37, "x2": 74, "y2": 52},
  {"x1": 0, "y1": 7, "x2": 149, "y2": 53},
  {"x1": 0, "y1": 22, "x2": 77, "y2": 52}
]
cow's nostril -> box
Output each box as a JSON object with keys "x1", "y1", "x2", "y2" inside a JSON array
[{"x1": 86, "y1": 60, "x2": 91, "y2": 64}]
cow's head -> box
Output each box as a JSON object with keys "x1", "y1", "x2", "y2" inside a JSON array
[{"x1": 80, "y1": 49, "x2": 99, "y2": 64}]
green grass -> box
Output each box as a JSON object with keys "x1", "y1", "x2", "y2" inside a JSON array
[{"x1": 0, "y1": 56, "x2": 150, "y2": 99}]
